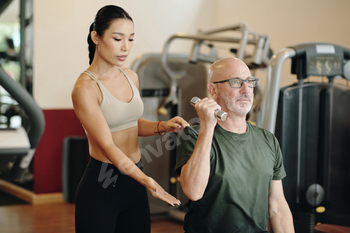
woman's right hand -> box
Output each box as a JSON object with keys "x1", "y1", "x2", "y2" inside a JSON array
[{"x1": 144, "y1": 177, "x2": 181, "y2": 206}]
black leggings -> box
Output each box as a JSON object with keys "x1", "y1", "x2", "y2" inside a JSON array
[{"x1": 75, "y1": 156, "x2": 150, "y2": 233}]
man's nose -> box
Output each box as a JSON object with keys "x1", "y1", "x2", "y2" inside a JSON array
[{"x1": 240, "y1": 81, "x2": 250, "y2": 93}]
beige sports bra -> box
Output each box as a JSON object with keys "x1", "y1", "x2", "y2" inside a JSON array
[{"x1": 83, "y1": 67, "x2": 144, "y2": 132}]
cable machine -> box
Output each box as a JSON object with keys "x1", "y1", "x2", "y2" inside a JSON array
[{"x1": 259, "y1": 43, "x2": 350, "y2": 232}]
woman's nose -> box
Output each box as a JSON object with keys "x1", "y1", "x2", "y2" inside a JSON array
[{"x1": 121, "y1": 41, "x2": 128, "y2": 51}]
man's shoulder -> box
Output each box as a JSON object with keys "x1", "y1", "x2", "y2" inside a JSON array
[
  {"x1": 182, "y1": 124, "x2": 201, "y2": 136},
  {"x1": 248, "y1": 122, "x2": 274, "y2": 137},
  {"x1": 248, "y1": 122, "x2": 280, "y2": 149}
]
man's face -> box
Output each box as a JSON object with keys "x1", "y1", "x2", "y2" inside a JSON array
[
  {"x1": 214, "y1": 62, "x2": 254, "y2": 117},
  {"x1": 216, "y1": 80, "x2": 254, "y2": 116}
]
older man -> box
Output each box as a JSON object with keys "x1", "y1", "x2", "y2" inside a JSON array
[{"x1": 176, "y1": 57, "x2": 294, "y2": 232}]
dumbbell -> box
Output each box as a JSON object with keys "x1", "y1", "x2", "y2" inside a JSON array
[{"x1": 190, "y1": 97, "x2": 228, "y2": 122}]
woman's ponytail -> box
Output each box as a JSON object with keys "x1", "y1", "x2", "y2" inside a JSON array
[{"x1": 87, "y1": 23, "x2": 95, "y2": 65}]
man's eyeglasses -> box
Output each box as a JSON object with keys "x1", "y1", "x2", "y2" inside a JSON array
[{"x1": 212, "y1": 78, "x2": 259, "y2": 88}]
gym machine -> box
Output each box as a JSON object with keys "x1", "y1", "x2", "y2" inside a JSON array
[
  {"x1": 132, "y1": 22, "x2": 272, "y2": 217},
  {"x1": 0, "y1": 65, "x2": 44, "y2": 181},
  {"x1": 258, "y1": 43, "x2": 350, "y2": 232}
]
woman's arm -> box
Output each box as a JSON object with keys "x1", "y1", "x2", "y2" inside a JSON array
[
  {"x1": 138, "y1": 117, "x2": 189, "y2": 137},
  {"x1": 72, "y1": 76, "x2": 180, "y2": 206}
]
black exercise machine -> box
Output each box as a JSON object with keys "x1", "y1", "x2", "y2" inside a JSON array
[{"x1": 259, "y1": 42, "x2": 350, "y2": 232}]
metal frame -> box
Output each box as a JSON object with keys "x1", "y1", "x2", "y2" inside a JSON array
[
  {"x1": 159, "y1": 22, "x2": 271, "y2": 110},
  {"x1": 0, "y1": 66, "x2": 44, "y2": 180},
  {"x1": 257, "y1": 48, "x2": 296, "y2": 133}
]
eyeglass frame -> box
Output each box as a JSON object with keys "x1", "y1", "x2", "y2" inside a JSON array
[{"x1": 212, "y1": 77, "x2": 259, "y2": 88}]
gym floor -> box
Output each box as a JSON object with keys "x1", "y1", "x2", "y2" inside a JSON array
[{"x1": 0, "y1": 190, "x2": 184, "y2": 233}]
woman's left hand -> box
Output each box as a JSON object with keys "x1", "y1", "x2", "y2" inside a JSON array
[{"x1": 160, "y1": 116, "x2": 189, "y2": 133}]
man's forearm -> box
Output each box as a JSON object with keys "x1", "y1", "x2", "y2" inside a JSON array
[
  {"x1": 269, "y1": 202, "x2": 295, "y2": 233},
  {"x1": 180, "y1": 127, "x2": 214, "y2": 201},
  {"x1": 180, "y1": 126, "x2": 214, "y2": 201}
]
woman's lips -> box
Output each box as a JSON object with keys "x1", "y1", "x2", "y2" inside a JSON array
[{"x1": 117, "y1": 55, "x2": 127, "y2": 61}]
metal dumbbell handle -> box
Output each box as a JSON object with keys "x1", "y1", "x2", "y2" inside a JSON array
[{"x1": 190, "y1": 97, "x2": 228, "y2": 122}]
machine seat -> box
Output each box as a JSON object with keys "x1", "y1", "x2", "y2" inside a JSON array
[
  {"x1": 314, "y1": 224, "x2": 350, "y2": 233},
  {"x1": 0, "y1": 127, "x2": 30, "y2": 156}
]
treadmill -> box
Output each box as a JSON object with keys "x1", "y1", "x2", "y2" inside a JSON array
[
  {"x1": 259, "y1": 43, "x2": 350, "y2": 232},
  {"x1": 0, "y1": 65, "x2": 44, "y2": 181}
]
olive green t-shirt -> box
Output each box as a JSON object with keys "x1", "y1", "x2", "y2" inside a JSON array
[{"x1": 175, "y1": 122, "x2": 286, "y2": 233}]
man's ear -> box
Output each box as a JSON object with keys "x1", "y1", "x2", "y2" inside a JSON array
[
  {"x1": 90, "y1": 31, "x2": 99, "y2": 45},
  {"x1": 207, "y1": 82, "x2": 217, "y2": 99}
]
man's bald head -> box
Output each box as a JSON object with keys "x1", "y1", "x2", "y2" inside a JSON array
[{"x1": 208, "y1": 57, "x2": 251, "y2": 83}]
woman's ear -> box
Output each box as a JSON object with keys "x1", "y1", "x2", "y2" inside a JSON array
[{"x1": 90, "y1": 31, "x2": 99, "y2": 45}]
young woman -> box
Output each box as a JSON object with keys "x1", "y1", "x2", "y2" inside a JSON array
[{"x1": 72, "y1": 5, "x2": 188, "y2": 233}]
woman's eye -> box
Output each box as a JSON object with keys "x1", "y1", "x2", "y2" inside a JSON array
[
  {"x1": 129, "y1": 39, "x2": 134, "y2": 42},
  {"x1": 114, "y1": 38, "x2": 121, "y2": 41}
]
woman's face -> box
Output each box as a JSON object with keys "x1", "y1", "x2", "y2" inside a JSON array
[{"x1": 95, "y1": 18, "x2": 134, "y2": 67}]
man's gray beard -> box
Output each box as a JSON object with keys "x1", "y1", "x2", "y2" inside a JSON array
[{"x1": 219, "y1": 93, "x2": 254, "y2": 116}]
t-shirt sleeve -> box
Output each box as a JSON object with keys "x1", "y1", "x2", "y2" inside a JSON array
[
  {"x1": 175, "y1": 126, "x2": 199, "y2": 175},
  {"x1": 272, "y1": 136, "x2": 286, "y2": 180}
]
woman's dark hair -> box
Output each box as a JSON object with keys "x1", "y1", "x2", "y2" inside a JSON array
[{"x1": 88, "y1": 5, "x2": 133, "y2": 65}]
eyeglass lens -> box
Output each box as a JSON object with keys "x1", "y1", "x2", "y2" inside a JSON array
[{"x1": 229, "y1": 78, "x2": 258, "y2": 88}]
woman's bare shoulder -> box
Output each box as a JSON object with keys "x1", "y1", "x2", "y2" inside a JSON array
[
  {"x1": 72, "y1": 73, "x2": 100, "y2": 101},
  {"x1": 119, "y1": 67, "x2": 139, "y2": 87}
]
